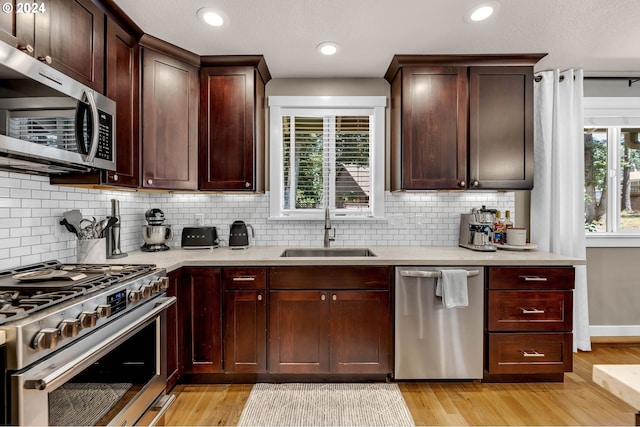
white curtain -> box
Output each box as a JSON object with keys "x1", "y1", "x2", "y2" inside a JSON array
[{"x1": 531, "y1": 69, "x2": 591, "y2": 352}]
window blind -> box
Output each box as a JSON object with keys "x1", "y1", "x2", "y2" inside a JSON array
[{"x1": 282, "y1": 115, "x2": 371, "y2": 212}]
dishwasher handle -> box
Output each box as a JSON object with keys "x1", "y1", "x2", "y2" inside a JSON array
[{"x1": 399, "y1": 269, "x2": 480, "y2": 278}]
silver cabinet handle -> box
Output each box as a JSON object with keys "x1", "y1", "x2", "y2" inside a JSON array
[
  {"x1": 459, "y1": 181, "x2": 465, "y2": 187},
  {"x1": 332, "y1": 294, "x2": 337, "y2": 301},
  {"x1": 472, "y1": 180, "x2": 479, "y2": 187},
  {"x1": 519, "y1": 276, "x2": 548, "y2": 282},
  {"x1": 400, "y1": 270, "x2": 480, "y2": 278},
  {"x1": 521, "y1": 308, "x2": 545, "y2": 314},
  {"x1": 321, "y1": 294, "x2": 326, "y2": 301},
  {"x1": 147, "y1": 179, "x2": 153, "y2": 185},
  {"x1": 245, "y1": 182, "x2": 251, "y2": 188},
  {"x1": 232, "y1": 276, "x2": 256, "y2": 281},
  {"x1": 257, "y1": 294, "x2": 263, "y2": 301},
  {"x1": 522, "y1": 350, "x2": 546, "y2": 358}
]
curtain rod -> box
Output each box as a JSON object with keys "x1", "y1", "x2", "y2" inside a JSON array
[{"x1": 534, "y1": 75, "x2": 640, "y2": 87}]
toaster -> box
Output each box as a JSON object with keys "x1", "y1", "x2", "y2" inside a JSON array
[{"x1": 181, "y1": 226, "x2": 219, "y2": 249}]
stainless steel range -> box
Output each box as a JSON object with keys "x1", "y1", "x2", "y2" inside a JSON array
[{"x1": 0, "y1": 260, "x2": 176, "y2": 426}]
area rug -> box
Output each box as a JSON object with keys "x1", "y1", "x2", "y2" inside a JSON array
[{"x1": 237, "y1": 383, "x2": 415, "y2": 426}]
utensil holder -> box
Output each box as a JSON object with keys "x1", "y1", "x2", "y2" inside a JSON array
[{"x1": 77, "y1": 238, "x2": 107, "y2": 263}]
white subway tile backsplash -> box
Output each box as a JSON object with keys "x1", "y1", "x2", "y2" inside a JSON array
[{"x1": 1, "y1": 174, "x2": 515, "y2": 269}]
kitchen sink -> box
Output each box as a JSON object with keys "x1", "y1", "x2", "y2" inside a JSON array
[{"x1": 280, "y1": 248, "x2": 377, "y2": 257}]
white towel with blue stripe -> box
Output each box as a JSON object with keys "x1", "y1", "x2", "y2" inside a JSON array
[{"x1": 435, "y1": 269, "x2": 469, "y2": 308}]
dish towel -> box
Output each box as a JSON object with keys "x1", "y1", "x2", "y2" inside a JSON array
[{"x1": 435, "y1": 269, "x2": 469, "y2": 308}]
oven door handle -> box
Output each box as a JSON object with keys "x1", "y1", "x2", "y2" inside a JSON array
[{"x1": 24, "y1": 296, "x2": 176, "y2": 391}]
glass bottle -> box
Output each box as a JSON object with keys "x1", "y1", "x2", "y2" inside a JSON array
[
  {"x1": 503, "y1": 210, "x2": 514, "y2": 244},
  {"x1": 493, "y1": 211, "x2": 504, "y2": 244}
]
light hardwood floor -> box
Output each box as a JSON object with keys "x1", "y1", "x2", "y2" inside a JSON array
[{"x1": 165, "y1": 343, "x2": 640, "y2": 426}]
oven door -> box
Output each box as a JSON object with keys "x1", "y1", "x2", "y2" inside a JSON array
[{"x1": 11, "y1": 296, "x2": 175, "y2": 426}]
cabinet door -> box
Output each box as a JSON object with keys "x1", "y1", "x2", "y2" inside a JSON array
[
  {"x1": 329, "y1": 290, "x2": 391, "y2": 374},
  {"x1": 180, "y1": 267, "x2": 222, "y2": 373},
  {"x1": 224, "y1": 290, "x2": 266, "y2": 373},
  {"x1": 166, "y1": 269, "x2": 181, "y2": 390},
  {"x1": 0, "y1": 1, "x2": 34, "y2": 49},
  {"x1": 199, "y1": 67, "x2": 259, "y2": 191},
  {"x1": 401, "y1": 66, "x2": 468, "y2": 190},
  {"x1": 469, "y1": 66, "x2": 534, "y2": 189},
  {"x1": 105, "y1": 18, "x2": 139, "y2": 188},
  {"x1": 141, "y1": 48, "x2": 199, "y2": 190},
  {"x1": 268, "y1": 291, "x2": 330, "y2": 373},
  {"x1": 34, "y1": 0, "x2": 104, "y2": 92}
]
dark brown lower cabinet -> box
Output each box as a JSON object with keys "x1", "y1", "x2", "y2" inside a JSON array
[
  {"x1": 269, "y1": 290, "x2": 330, "y2": 374},
  {"x1": 484, "y1": 266, "x2": 575, "y2": 382},
  {"x1": 268, "y1": 288, "x2": 391, "y2": 375},
  {"x1": 166, "y1": 269, "x2": 181, "y2": 390},
  {"x1": 222, "y1": 267, "x2": 267, "y2": 373},
  {"x1": 180, "y1": 267, "x2": 222, "y2": 374}
]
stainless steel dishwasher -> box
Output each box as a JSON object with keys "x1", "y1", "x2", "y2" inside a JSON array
[{"x1": 394, "y1": 266, "x2": 484, "y2": 380}]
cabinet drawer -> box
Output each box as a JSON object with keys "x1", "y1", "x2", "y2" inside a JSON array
[
  {"x1": 269, "y1": 266, "x2": 391, "y2": 290},
  {"x1": 487, "y1": 290, "x2": 573, "y2": 331},
  {"x1": 488, "y1": 267, "x2": 575, "y2": 290},
  {"x1": 223, "y1": 267, "x2": 266, "y2": 290},
  {"x1": 487, "y1": 333, "x2": 573, "y2": 374}
]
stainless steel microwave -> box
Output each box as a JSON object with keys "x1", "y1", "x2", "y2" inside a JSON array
[{"x1": 0, "y1": 39, "x2": 116, "y2": 175}]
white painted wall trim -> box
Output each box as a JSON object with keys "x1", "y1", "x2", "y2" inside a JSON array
[{"x1": 590, "y1": 325, "x2": 640, "y2": 337}]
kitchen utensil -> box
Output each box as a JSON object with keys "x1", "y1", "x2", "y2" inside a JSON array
[
  {"x1": 59, "y1": 218, "x2": 78, "y2": 236},
  {"x1": 229, "y1": 220, "x2": 254, "y2": 249},
  {"x1": 78, "y1": 217, "x2": 97, "y2": 239},
  {"x1": 13, "y1": 270, "x2": 87, "y2": 281},
  {"x1": 63, "y1": 210, "x2": 83, "y2": 234}
]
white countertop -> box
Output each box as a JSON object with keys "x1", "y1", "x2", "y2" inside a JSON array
[
  {"x1": 114, "y1": 245, "x2": 584, "y2": 273},
  {"x1": 593, "y1": 364, "x2": 640, "y2": 410}
]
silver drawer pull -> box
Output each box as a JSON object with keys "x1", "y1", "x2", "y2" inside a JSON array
[
  {"x1": 232, "y1": 276, "x2": 256, "y2": 281},
  {"x1": 522, "y1": 350, "x2": 546, "y2": 358},
  {"x1": 521, "y1": 308, "x2": 545, "y2": 314},
  {"x1": 519, "y1": 275, "x2": 548, "y2": 282},
  {"x1": 400, "y1": 270, "x2": 480, "y2": 278}
]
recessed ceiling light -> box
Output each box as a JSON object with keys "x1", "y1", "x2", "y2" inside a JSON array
[
  {"x1": 465, "y1": 1, "x2": 501, "y2": 22},
  {"x1": 317, "y1": 41, "x2": 340, "y2": 56},
  {"x1": 197, "y1": 8, "x2": 228, "y2": 27}
]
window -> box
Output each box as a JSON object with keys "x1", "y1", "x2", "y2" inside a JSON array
[
  {"x1": 269, "y1": 96, "x2": 385, "y2": 219},
  {"x1": 584, "y1": 97, "x2": 640, "y2": 245}
]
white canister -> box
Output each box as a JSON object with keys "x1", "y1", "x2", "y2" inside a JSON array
[
  {"x1": 506, "y1": 228, "x2": 527, "y2": 246},
  {"x1": 77, "y1": 238, "x2": 107, "y2": 263}
]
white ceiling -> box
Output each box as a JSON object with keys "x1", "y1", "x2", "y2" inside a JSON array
[{"x1": 113, "y1": 0, "x2": 640, "y2": 79}]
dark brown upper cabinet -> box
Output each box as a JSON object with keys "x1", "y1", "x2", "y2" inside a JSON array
[
  {"x1": 50, "y1": 17, "x2": 139, "y2": 189},
  {"x1": 140, "y1": 37, "x2": 200, "y2": 191},
  {"x1": 199, "y1": 57, "x2": 271, "y2": 192},
  {"x1": 36, "y1": 0, "x2": 105, "y2": 92},
  {"x1": 385, "y1": 54, "x2": 545, "y2": 191},
  {"x1": 1, "y1": 0, "x2": 104, "y2": 92},
  {"x1": 0, "y1": 1, "x2": 35, "y2": 50}
]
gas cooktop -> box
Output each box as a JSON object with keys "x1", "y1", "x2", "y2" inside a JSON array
[{"x1": 0, "y1": 261, "x2": 156, "y2": 325}]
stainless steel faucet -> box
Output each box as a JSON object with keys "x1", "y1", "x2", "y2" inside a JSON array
[{"x1": 323, "y1": 207, "x2": 336, "y2": 248}]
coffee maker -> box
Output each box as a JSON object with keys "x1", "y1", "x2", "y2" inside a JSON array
[
  {"x1": 459, "y1": 207, "x2": 496, "y2": 252},
  {"x1": 141, "y1": 208, "x2": 172, "y2": 252}
]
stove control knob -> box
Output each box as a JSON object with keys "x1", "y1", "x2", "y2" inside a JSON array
[
  {"x1": 141, "y1": 284, "x2": 153, "y2": 298},
  {"x1": 150, "y1": 279, "x2": 162, "y2": 293},
  {"x1": 32, "y1": 328, "x2": 60, "y2": 350},
  {"x1": 160, "y1": 277, "x2": 169, "y2": 290},
  {"x1": 79, "y1": 311, "x2": 98, "y2": 329},
  {"x1": 129, "y1": 290, "x2": 142, "y2": 302},
  {"x1": 59, "y1": 319, "x2": 81, "y2": 338},
  {"x1": 96, "y1": 304, "x2": 112, "y2": 318}
]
